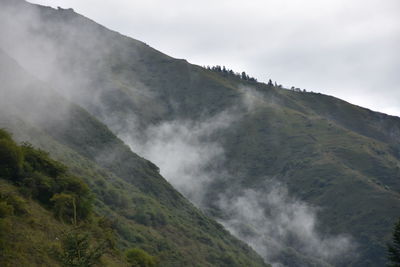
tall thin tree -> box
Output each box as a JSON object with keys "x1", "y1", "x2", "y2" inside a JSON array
[{"x1": 388, "y1": 218, "x2": 400, "y2": 267}]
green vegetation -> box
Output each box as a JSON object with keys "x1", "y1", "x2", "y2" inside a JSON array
[
  {"x1": 0, "y1": 129, "x2": 125, "y2": 266},
  {"x1": 206, "y1": 65, "x2": 259, "y2": 82},
  {"x1": 93, "y1": 38, "x2": 400, "y2": 265},
  {"x1": 3, "y1": 1, "x2": 400, "y2": 266},
  {"x1": 0, "y1": 134, "x2": 92, "y2": 224},
  {"x1": 126, "y1": 247, "x2": 156, "y2": 267},
  {"x1": 0, "y1": 129, "x2": 22, "y2": 179},
  {"x1": 0, "y1": 38, "x2": 269, "y2": 266},
  {"x1": 58, "y1": 229, "x2": 109, "y2": 267},
  {"x1": 0, "y1": 120, "x2": 268, "y2": 266}
]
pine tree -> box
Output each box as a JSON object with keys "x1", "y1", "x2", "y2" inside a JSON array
[
  {"x1": 267, "y1": 79, "x2": 274, "y2": 88},
  {"x1": 388, "y1": 218, "x2": 400, "y2": 267}
]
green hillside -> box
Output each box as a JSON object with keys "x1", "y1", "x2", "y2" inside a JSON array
[
  {"x1": 1, "y1": 0, "x2": 400, "y2": 266},
  {"x1": 0, "y1": 128, "x2": 128, "y2": 266},
  {"x1": 0, "y1": 49, "x2": 268, "y2": 266}
]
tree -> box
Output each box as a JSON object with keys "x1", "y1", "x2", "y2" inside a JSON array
[
  {"x1": 59, "y1": 230, "x2": 109, "y2": 267},
  {"x1": 267, "y1": 79, "x2": 274, "y2": 88},
  {"x1": 0, "y1": 132, "x2": 23, "y2": 180},
  {"x1": 51, "y1": 193, "x2": 76, "y2": 224},
  {"x1": 388, "y1": 218, "x2": 400, "y2": 267}
]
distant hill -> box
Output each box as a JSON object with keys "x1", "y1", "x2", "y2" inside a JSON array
[{"x1": 1, "y1": 0, "x2": 400, "y2": 266}]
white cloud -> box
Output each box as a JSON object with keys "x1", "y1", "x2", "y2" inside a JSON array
[{"x1": 218, "y1": 183, "x2": 355, "y2": 266}]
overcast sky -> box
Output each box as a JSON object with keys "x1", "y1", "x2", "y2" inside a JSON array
[{"x1": 29, "y1": 0, "x2": 400, "y2": 116}]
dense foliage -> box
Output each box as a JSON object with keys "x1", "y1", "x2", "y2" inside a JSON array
[
  {"x1": 58, "y1": 230, "x2": 110, "y2": 267},
  {"x1": 0, "y1": 130, "x2": 92, "y2": 224},
  {"x1": 0, "y1": 129, "x2": 123, "y2": 266}
]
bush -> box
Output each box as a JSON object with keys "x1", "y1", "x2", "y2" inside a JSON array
[
  {"x1": 59, "y1": 230, "x2": 108, "y2": 267},
  {"x1": 21, "y1": 143, "x2": 67, "y2": 178},
  {"x1": 125, "y1": 248, "x2": 156, "y2": 267},
  {"x1": 134, "y1": 208, "x2": 167, "y2": 227},
  {"x1": 22, "y1": 172, "x2": 55, "y2": 205},
  {"x1": 51, "y1": 193, "x2": 75, "y2": 223},
  {"x1": 0, "y1": 218, "x2": 12, "y2": 251},
  {"x1": 0, "y1": 138, "x2": 23, "y2": 180},
  {"x1": 0, "y1": 193, "x2": 26, "y2": 215},
  {"x1": 0, "y1": 201, "x2": 13, "y2": 218}
]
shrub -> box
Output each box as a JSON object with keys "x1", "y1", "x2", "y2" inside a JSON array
[
  {"x1": 0, "y1": 201, "x2": 13, "y2": 218},
  {"x1": 21, "y1": 143, "x2": 66, "y2": 178},
  {"x1": 22, "y1": 172, "x2": 55, "y2": 205},
  {"x1": 59, "y1": 230, "x2": 108, "y2": 267},
  {"x1": 134, "y1": 208, "x2": 167, "y2": 227},
  {"x1": 103, "y1": 188, "x2": 129, "y2": 208},
  {"x1": 0, "y1": 138, "x2": 23, "y2": 180},
  {"x1": 125, "y1": 248, "x2": 156, "y2": 267},
  {"x1": 51, "y1": 193, "x2": 75, "y2": 223},
  {"x1": 0, "y1": 193, "x2": 26, "y2": 215},
  {"x1": 0, "y1": 218, "x2": 11, "y2": 251}
]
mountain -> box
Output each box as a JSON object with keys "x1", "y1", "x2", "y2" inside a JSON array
[
  {"x1": 0, "y1": 8, "x2": 268, "y2": 267},
  {"x1": 1, "y1": 0, "x2": 400, "y2": 266}
]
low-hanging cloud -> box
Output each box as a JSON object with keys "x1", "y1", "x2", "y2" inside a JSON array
[
  {"x1": 121, "y1": 109, "x2": 236, "y2": 204},
  {"x1": 218, "y1": 182, "x2": 355, "y2": 266},
  {"x1": 119, "y1": 87, "x2": 356, "y2": 266}
]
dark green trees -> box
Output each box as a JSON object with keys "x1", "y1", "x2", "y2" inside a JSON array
[
  {"x1": 0, "y1": 129, "x2": 110, "y2": 265},
  {"x1": 207, "y1": 65, "x2": 258, "y2": 82},
  {"x1": 20, "y1": 143, "x2": 92, "y2": 223},
  {"x1": 0, "y1": 130, "x2": 22, "y2": 179},
  {"x1": 0, "y1": 129, "x2": 92, "y2": 223},
  {"x1": 388, "y1": 218, "x2": 400, "y2": 267}
]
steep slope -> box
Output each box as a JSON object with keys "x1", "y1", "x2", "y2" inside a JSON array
[
  {"x1": 0, "y1": 48, "x2": 268, "y2": 266},
  {"x1": 1, "y1": 0, "x2": 400, "y2": 266},
  {"x1": 215, "y1": 88, "x2": 400, "y2": 266},
  {"x1": 0, "y1": 129, "x2": 129, "y2": 266}
]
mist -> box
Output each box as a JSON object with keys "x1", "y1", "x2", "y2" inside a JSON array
[
  {"x1": 120, "y1": 111, "x2": 233, "y2": 204},
  {"x1": 119, "y1": 88, "x2": 356, "y2": 266},
  {"x1": 0, "y1": 1, "x2": 357, "y2": 266},
  {"x1": 218, "y1": 183, "x2": 355, "y2": 266}
]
